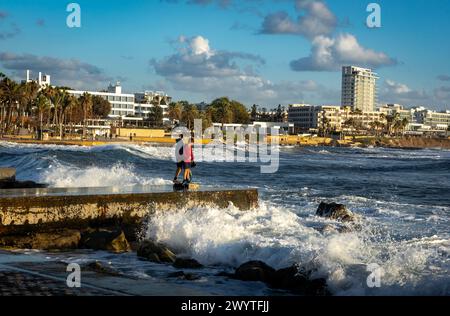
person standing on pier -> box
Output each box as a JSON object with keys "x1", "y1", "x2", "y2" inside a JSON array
[
  {"x1": 183, "y1": 137, "x2": 195, "y2": 185},
  {"x1": 174, "y1": 134, "x2": 184, "y2": 183}
]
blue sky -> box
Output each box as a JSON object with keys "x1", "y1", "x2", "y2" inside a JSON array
[{"x1": 0, "y1": 0, "x2": 449, "y2": 109}]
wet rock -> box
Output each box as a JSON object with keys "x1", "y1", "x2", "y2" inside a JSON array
[
  {"x1": 137, "y1": 240, "x2": 176, "y2": 264},
  {"x1": 173, "y1": 258, "x2": 204, "y2": 269},
  {"x1": 316, "y1": 202, "x2": 355, "y2": 222},
  {"x1": 168, "y1": 271, "x2": 200, "y2": 281},
  {"x1": 0, "y1": 229, "x2": 80, "y2": 250},
  {"x1": 270, "y1": 265, "x2": 330, "y2": 296},
  {"x1": 0, "y1": 180, "x2": 47, "y2": 189},
  {"x1": 234, "y1": 261, "x2": 276, "y2": 283},
  {"x1": 80, "y1": 228, "x2": 131, "y2": 253},
  {"x1": 85, "y1": 261, "x2": 121, "y2": 276}
]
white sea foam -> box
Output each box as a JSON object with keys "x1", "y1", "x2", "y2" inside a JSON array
[
  {"x1": 145, "y1": 201, "x2": 450, "y2": 295},
  {"x1": 40, "y1": 162, "x2": 171, "y2": 187}
]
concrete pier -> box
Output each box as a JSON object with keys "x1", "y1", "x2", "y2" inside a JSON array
[{"x1": 0, "y1": 185, "x2": 258, "y2": 238}]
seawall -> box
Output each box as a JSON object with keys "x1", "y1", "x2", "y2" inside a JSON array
[{"x1": 0, "y1": 186, "x2": 258, "y2": 240}]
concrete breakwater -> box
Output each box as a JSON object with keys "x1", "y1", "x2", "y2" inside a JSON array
[{"x1": 0, "y1": 185, "x2": 258, "y2": 248}]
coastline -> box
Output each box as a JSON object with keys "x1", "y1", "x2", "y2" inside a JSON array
[{"x1": 2, "y1": 135, "x2": 449, "y2": 150}]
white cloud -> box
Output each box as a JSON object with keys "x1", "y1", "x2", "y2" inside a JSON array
[
  {"x1": 0, "y1": 52, "x2": 114, "y2": 89},
  {"x1": 260, "y1": 0, "x2": 337, "y2": 39},
  {"x1": 150, "y1": 35, "x2": 331, "y2": 105},
  {"x1": 290, "y1": 33, "x2": 397, "y2": 71}
]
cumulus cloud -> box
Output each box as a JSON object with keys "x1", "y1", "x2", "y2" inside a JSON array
[
  {"x1": 290, "y1": 33, "x2": 397, "y2": 72},
  {"x1": 151, "y1": 35, "x2": 264, "y2": 79},
  {"x1": 0, "y1": 52, "x2": 113, "y2": 89},
  {"x1": 379, "y1": 80, "x2": 449, "y2": 110},
  {"x1": 260, "y1": 0, "x2": 337, "y2": 38},
  {"x1": 150, "y1": 35, "x2": 331, "y2": 105}
]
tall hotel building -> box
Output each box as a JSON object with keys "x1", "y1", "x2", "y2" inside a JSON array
[{"x1": 341, "y1": 66, "x2": 378, "y2": 112}]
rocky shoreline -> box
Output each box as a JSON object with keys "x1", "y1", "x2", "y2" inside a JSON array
[{"x1": 0, "y1": 201, "x2": 358, "y2": 296}]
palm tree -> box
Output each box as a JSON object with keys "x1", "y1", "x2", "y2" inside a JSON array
[
  {"x1": 20, "y1": 81, "x2": 40, "y2": 129},
  {"x1": 168, "y1": 102, "x2": 183, "y2": 123},
  {"x1": 386, "y1": 113, "x2": 400, "y2": 136},
  {"x1": 181, "y1": 102, "x2": 199, "y2": 130},
  {"x1": 0, "y1": 78, "x2": 22, "y2": 137},
  {"x1": 58, "y1": 91, "x2": 76, "y2": 139},
  {"x1": 209, "y1": 97, "x2": 233, "y2": 128},
  {"x1": 79, "y1": 92, "x2": 93, "y2": 139},
  {"x1": 401, "y1": 118, "x2": 409, "y2": 135},
  {"x1": 35, "y1": 93, "x2": 51, "y2": 140}
]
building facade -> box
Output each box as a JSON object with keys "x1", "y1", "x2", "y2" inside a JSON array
[
  {"x1": 24, "y1": 70, "x2": 51, "y2": 89},
  {"x1": 69, "y1": 83, "x2": 136, "y2": 118},
  {"x1": 289, "y1": 104, "x2": 386, "y2": 133},
  {"x1": 288, "y1": 104, "x2": 320, "y2": 130},
  {"x1": 341, "y1": 66, "x2": 378, "y2": 112}
]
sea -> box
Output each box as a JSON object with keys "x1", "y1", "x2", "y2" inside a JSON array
[{"x1": 0, "y1": 141, "x2": 449, "y2": 296}]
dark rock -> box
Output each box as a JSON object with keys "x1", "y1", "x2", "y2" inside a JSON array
[
  {"x1": 234, "y1": 261, "x2": 276, "y2": 283},
  {"x1": 137, "y1": 240, "x2": 176, "y2": 264},
  {"x1": 168, "y1": 271, "x2": 200, "y2": 281},
  {"x1": 0, "y1": 180, "x2": 47, "y2": 189},
  {"x1": 80, "y1": 228, "x2": 131, "y2": 253},
  {"x1": 270, "y1": 265, "x2": 330, "y2": 296},
  {"x1": 0, "y1": 229, "x2": 80, "y2": 250},
  {"x1": 86, "y1": 261, "x2": 121, "y2": 276},
  {"x1": 316, "y1": 202, "x2": 355, "y2": 222},
  {"x1": 173, "y1": 258, "x2": 203, "y2": 269}
]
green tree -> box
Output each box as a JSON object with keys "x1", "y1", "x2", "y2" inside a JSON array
[
  {"x1": 276, "y1": 104, "x2": 284, "y2": 122},
  {"x1": 79, "y1": 92, "x2": 93, "y2": 138},
  {"x1": 230, "y1": 100, "x2": 250, "y2": 124},
  {"x1": 181, "y1": 103, "x2": 199, "y2": 130},
  {"x1": 20, "y1": 81, "x2": 40, "y2": 129},
  {"x1": 208, "y1": 97, "x2": 233, "y2": 126},
  {"x1": 250, "y1": 104, "x2": 258, "y2": 121},
  {"x1": 34, "y1": 93, "x2": 51, "y2": 140},
  {"x1": 149, "y1": 105, "x2": 164, "y2": 127},
  {"x1": 0, "y1": 77, "x2": 22, "y2": 136},
  {"x1": 92, "y1": 95, "x2": 111, "y2": 118},
  {"x1": 168, "y1": 102, "x2": 183, "y2": 122}
]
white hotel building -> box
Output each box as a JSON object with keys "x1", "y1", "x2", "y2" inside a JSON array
[
  {"x1": 69, "y1": 83, "x2": 136, "y2": 118},
  {"x1": 68, "y1": 83, "x2": 171, "y2": 124},
  {"x1": 24, "y1": 70, "x2": 171, "y2": 125},
  {"x1": 342, "y1": 66, "x2": 378, "y2": 112}
]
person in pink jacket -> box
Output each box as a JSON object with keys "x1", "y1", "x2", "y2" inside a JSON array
[{"x1": 183, "y1": 137, "x2": 195, "y2": 184}]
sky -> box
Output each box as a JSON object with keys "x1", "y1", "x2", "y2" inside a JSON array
[{"x1": 0, "y1": 0, "x2": 449, "y2": 110}]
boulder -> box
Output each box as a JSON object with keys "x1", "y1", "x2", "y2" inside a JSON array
[
  {"x1": 137, "y1": 240, "x2": 176, "y2": 264},
  {"x1": 173, "y1": 258, "x2": 204, "y2": 269},
  {"x1": 80, "y1": 228, "x2": 131, "y2": 253},
  {"x1": 270, "y1": 265, "x2": 329, "y2": 296},
  {"x1": 316, "y1": 202, "x2": 355, "y2": 222},
  {"x1": 234, "y1": 261, "x2": 276, "y2": 283},
  {"x1": 0, "y1": 180, "x2": 47, "y2": 189},
  {"x1": 168, "y1": 271, "x2": 200, "y2": 281},
  {"x1": 85, "y1": 261, "x2": 121, "y2": 276},
  {"x1": 0, "y1": 229, "x2": 80, "y2": 250}
]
